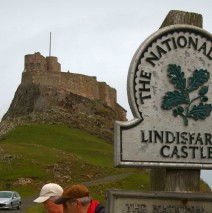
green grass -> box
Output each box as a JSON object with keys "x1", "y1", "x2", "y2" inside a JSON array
[
  {"x1": 0, "y1": 124, "x2": 151, "y2": 212},
  {"x1": 5, "y1": 124, "x2": 114, "y2": 167},
  {"x1": 89, "y1": 171, "x2": 150, "y2": 204},
  {"x1": 0, "y1": 124, "x2": 142, "y2": 196},
  {"x1": 1, "y1": 124, "x2": 210, "y2": 212}
]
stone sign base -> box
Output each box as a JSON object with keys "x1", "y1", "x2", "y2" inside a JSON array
[{"x1": 107, "y1": 190, "x2": 212, "y2": 213}]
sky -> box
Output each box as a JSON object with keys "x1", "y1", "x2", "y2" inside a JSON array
[{"x1": 1, "y1": 0, "x2": 212, "y2": 189}]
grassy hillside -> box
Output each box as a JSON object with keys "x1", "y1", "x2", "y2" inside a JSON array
[
  {"x1": 0, "y1": 124, "x2": 210, "y2": 212},
  {"x1": 0, "y1": 124, "x2": 150, "y2": 212}
]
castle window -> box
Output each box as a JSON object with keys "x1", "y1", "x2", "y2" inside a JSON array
[{"x1": 30, "y1": 63, "x2": 35, "y2": 69}]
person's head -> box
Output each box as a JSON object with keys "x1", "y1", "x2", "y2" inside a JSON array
[
  {"x1": 55, "y1": 184, "x2": 91, "y2": 213},
  {"x1": 33, "y1": 183, "x2": 64, "y2": 213}
]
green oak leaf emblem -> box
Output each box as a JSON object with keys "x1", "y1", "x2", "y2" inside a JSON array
[{"x1": 162, "y1": 64, "x2": 212, "y2": 126}]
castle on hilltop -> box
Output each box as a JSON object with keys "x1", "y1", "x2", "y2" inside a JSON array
[{"x1": 22, "y1": 52, "x2": 126, "y2": 120}]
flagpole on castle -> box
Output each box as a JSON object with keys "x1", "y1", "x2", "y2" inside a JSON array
[{"x1": 49, "y1": 32, "x2": 51, "y2": 56}]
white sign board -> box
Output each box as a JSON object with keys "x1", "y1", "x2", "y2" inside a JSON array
[{"x1": 115, "y1": 25, "x2": 212, "y2": 168}]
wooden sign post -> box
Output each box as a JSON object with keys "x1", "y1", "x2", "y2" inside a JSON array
[{"x1": 152, "y1": 10, "x2": 203, "y2": 192}]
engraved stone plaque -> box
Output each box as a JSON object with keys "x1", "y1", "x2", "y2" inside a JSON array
[
  {"x1": 107, "y1": 190, "x2": 212, "y2": 213},
  {"x1": 115, "y1": 25, "x2": 212, "y2": 168}
]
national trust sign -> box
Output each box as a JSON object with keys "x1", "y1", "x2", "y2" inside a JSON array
[{"x1": 115, "y1": 25, "x2": 212, "y2": 168}]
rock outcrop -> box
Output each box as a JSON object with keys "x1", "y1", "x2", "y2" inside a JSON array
[{"x1": 1, "y1": 53, "x2": 127, "y2": 142}]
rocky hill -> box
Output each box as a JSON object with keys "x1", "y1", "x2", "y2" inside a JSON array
[{"x1": 1, "y1": 53, "x2": 127, "y2": 142}]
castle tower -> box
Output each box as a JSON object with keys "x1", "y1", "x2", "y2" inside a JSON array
[
  {"x1": 24, "y1": 52, "x2": 61, "y2": 73},
  {"x1": 46, "y1": 56, "x2": 61, "y2": 72},
  {"x1": 24, "y1": 52, "x2": 47, "y2": 72}
]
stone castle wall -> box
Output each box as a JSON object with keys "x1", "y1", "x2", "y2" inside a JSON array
[{"x1": 22, "y1": 53, "x2": 126, "y2": 118}]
